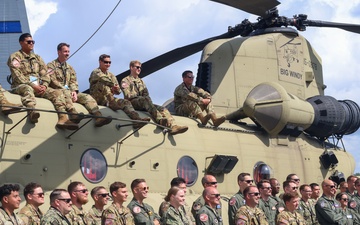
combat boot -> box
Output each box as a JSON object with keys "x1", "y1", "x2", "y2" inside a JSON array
[
  {"x1": 93, "y1": 111, "x2": 112, "y2": 127},
  {"x1": 128, "y1": 112, "x2": 151, "y2": 129},
  {"x1": 26, "y1": 104, "x2": 40, "y2": 124},
  {"x1": 197, "y1": 113, "x2": 211, "y2": 125},
  {"x1": 169, "y1": 125, "x2": 188, "y2": 135},
  {"x1": 56, "y1": 114, "x2": 78, "y2": 130},
  {"x1": 0, "y1": 99, "x2": 22, "y2": 115},
  {"x1": 210, "y1": 113, "x2": 226, "y2": 127},
  {"x1": 68, "y1": 109, "x2": 84, "y2": 124}
]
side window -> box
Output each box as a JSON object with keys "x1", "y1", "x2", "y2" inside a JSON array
[
  {"x1": 253, "y1": 161, "x2": 273, "y2": 184},
  {"x1": 177, "y1": 156, "x2": 198, "y2": 187},
  {"x1": 80, "y1": 148, "x2": 107, "y2": 183}
]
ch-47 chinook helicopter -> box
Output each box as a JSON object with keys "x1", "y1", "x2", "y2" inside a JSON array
[{"x1": 1, "y1": 0, "x2": 360, "y2": 218}]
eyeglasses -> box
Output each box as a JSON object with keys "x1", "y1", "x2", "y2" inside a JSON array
[
  {"x1": 58, "y1": 198, "x2": 71, "y2": 203},
  {"x1": 248, "y1": 192, "x2": 260, "y2": 196},
  {"x1": 292, "y1": 187, "x2": 299, "y2": 190},
  {"x1": 103, "y1": 61, "x2": 111, "y2": 64},
  {"x1": 74, "y1": 189, "x2": 88, "y2": 193},
  {"x1": 206, "y1": 182, "x2": 218, "y2": 185},
  {"x1": 211, "y1": 194, "x2": 221, "y2": 198},
  {"x1": 25, "y1": 40, "x2": 35, "y2": 44},
  {"x1": 187, "y1": 76, "x2": 194, "y2": 79},
  {"x1": 326, "y1": 185, "x2": 336, "y2": 189},
  {"x1": 98, "y1": 193, "x2": 109, "y2": 198},
  {"x1": 292, "y1": 179, "x2": 300, "y2": 182},
  {"x1": 244, "y1": 180, "x2": 254, "y2": 184},
  {"x1": 134, "y1": 66, "x2": 142, "y2": 69},
  {"x1": 262, "y1": 187, "x2": 272, "y2": 190},
  {"x1": 341, "y1": 198, "x2": 348, "y2": 201},
  {"x1": 139, "y1": 187, "x2": 149, "y2": 191},
  {"x1": 33, "y1": 192, "x2": 44, "y2": 197}
]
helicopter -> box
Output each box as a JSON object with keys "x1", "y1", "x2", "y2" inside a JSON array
[{"x1": 1, "y1": 0, "x2": 360, "y2": 221}]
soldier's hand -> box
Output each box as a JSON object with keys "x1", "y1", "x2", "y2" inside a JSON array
[
  {"x1": 71, "y1": 91, "x2": 78, "y2": 102},
  {"x1": 202, "y1": 98, "x2": 211, "y2": 105},
  {"x1": 153, "y1": 219, "x2": 160, "y2": 225},
  {"x1": 111, "y1": 84, "x2": 120, "y2": 94}
]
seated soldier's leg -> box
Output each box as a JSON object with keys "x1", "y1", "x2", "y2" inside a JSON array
[
  {"x1": 42, "y1": 88, "x2": 78, "y2": 130},
  {"x1": 77, "y1": 93, "x2": 112, "y2": 127},
  {"x1": 90, "y1": 84, "x2": 111, "y2": 107},
  {"x1": 13, "y1": 84, "x2": 39, "y2": 123},
  {"x1": 176, "y1": 101, "x2": 209, "y2": 125},
  {"x1": 0, "y1": 90, "x2": 22, "y2": 115},
  {"x1": 130, "y1": 97, "x2": 163, "y2": 123},
  {"x1": 157, "y1": 105, "x2": 188, "y2": 135},
  {"x1": 199, "y1": 101, "x2": 224, "y2": 127},
  {"x1": 61, "y1": 90, "x2": 84, "y2": 124},
  {"x1": 117, "y1": 99, "x2": 151, "y2": 129}
]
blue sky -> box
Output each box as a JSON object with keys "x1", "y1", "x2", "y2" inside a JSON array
[{"x1": 25, "y1": 0, "x2": 360, "y2": 172}]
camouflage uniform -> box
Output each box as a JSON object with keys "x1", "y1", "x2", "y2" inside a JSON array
[
  {"x1": 162, "y1": 205, "x2": 190, "y2": 225},
  {"x1": 340, "y1": 208, "x2": 360, "y2": 225},
  {"x1": 276, "y1": 210, "x2": 306, "y2": 225},
  {"x1": 18, "y1": 203, "x2": 44, "y2": 225},
  {"x1": 235, "y1": 205, "x2": 268, "y2": 225},
  {"x1": 159, "y1": 201, "x2": 195, "y2": 224},
  {"x1": 173, "y1": 82, "x2": 214, "y2": 117},
  {"x1": 66, "y1": 205, "x2": 87, "y2": 225},
  {"x1": 47, "y1": 59, "x2": 99, "y2": 114},
  {"x1": 195, "y1": 205, "x2": 223, "y2": 225},
  {"x1": 315, "y1": 195, "x2": 347, "y2": 225},
  {"x1": 7, "y1": 50, "x2": 73, "y2": 112},
  {"x1": 85, "y1": 205, "x2": 102, "y2": 225},
  {"x1": 121, "y1": 75, "x2": 176, "y2": 126},
  {"x1": 127, "y1": 198, "x2": 160, "y2": 225},
  {"x1": 258, "y1": 198, "x2": 278, "y2": 225},
  {"x1": 228, "y1": 191, "x2": 246, "y2": 225},
  {"x1": 89, "y1": 68, "x2": 138, "y2": 117},
  {"x1": 192, "y1": 196, "x2": 222, "y2": 220},
  {"x1": 297, "y1": 198, "x2": 319, "y2": 225},
  {"x1": 0, "y1": 207, "x2": 25, "y2": 225},
  {"x1": 40, "y1": 207, "x2": 71, "y2": 225},
  {"x1": 350, "y1": 193, "x2": 360, "y2": 214},
  {"x1": 102, "y1": 203, "x2": 134, "y2": 225}
]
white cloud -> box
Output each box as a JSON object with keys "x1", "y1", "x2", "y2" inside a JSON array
[{"x1": 24, "y1": 0, "x2": 57, "y2": 34}]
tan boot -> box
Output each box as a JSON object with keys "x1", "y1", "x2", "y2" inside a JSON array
[
  {"x1": 93, "y1": 111, "x2": 112, "y2": 127},
  {"x1": 128, "y1": 112, "x2": 151, "y2": 129},
  {"x1": 169, "y1": 125, "x2": 188, "y2": 135},
  {"x1": 210, "y1": 113, "x2": 226, "y2": 127},
  {"x1": 197, "y1": 113, "x2": 211, "y2": 125},
  {"x1": 26, "y1": 104, "x2": 40, "y2": 124},
  {"x1": 68, "y1": 109, "x2": 84, "y2": 124},
  {"x1": 56, "y1": 114, "x2": 78, "y2": 130},
  {"x1": 0, "y1": 99, "x2": 22, "y2": 115}
]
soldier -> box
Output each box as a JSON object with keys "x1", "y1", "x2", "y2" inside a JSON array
[
  {"x1": 162, "y1": 187, "x2": 190, "y2": 225},
  {"x1": 338, "y1": 181, "x2": 348, "y2": 193},
  {"x1": 335, "y1": 192, "x2": 360, "y2": 224},
  {"x1": 86, "y1": 186, "x2": 110, "y2": 225},
  {"x1": 350, "y1": 178, "x2": 360, "y2": 214},
  {"x1": 158, "y1": 177, "x2": 194, "y2": 224},
  {"x1": 192, "y1": 175, "x2": 222, "y2": 219},
  {"x1": 121, "y1": 60, "x2": 188, "y2": 135},
  {"x1": 127, "y1": 179, "x2": 161, "y2": 225},
  {"x1": 276, "y1": 192, "x2": 306, "y2": 225},
  {"x1": 0, "y1": 184, "x2": 24, "y2": 225},
  {"x1": 66, "y1": 181, "x2": 89, "y2": 225},
  {"x1": 89, "y1": 54, "x2": 150, "y2": 129},
  {"x1": 315, "y1": 179, "x2": 346, "y2": 225},
  {"x1": 286, "y1": 174, "x2": 301, "y2": 186},
  {"x1": 195, "y1": 187, "x2": 223, "y2": 225},
  {"x1": 228, "y1": 173, "x2": 253, "y2": 225},
  {"x1": 346, "y1": 175, "x2": 358, "y2": 201},
  {"x1": 257, "y1": 180, "x2": 277, "y2": 225},
  {"x1": 269, "y1": 178, "x2": 281, "y2": 203},
  {"x1": 310, "y1": 183, "x2": 321, "y2": 202},
  {"x1": 0, "y1": 85, "x2": 22, "y2": 115},
  {"x1": 297, "y1": 184, "x2": 319, "y2": 225},
  {"x1": 278, "y1": 181, "x2": 299, "y2": 210},
  {"x1": 7, "y1": 33, "x2": 81, "y2": 130},
  {"x1": 235, "y1": 185, "x2": 268, "y2": 225},
  {"x1": 173, "y1": 70, "x2": 225, "y2": 127},
  {"x1": 40, "y1": 189, "x2": 72, "y2": 225},
  {"x1": 102, "y1": 182, "x2": 134, "y2": 225},
  {"x1": 19, "y1": 182, "x2": 45, "y2": 225},
  {"x1": 48, "y1": 43, "x2": 112, "y2": 127}
]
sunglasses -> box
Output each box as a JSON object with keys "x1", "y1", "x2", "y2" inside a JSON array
[
  {"x1": 211, "y1": 194, "x2": 221, "y2": 198},
  {"x1": 134, "y1": 66, "x2": 142, "y2": 69},
  {"x1": 292, "y1": 187, "x2": 299, "y2": 190},
  {"x1": 139, "y1": 187, "x2": 149, "y2": 191},
  {"x1": 248, "y1": 192, "x2": 260, "y2": 196},
  {"x1": 103, "y1": 61, "x2": 111, "y2": 64},
  {"x1": 58, "y1": 198, "x2": 71, "y2": 203},
  {"x1": 244, "y1": 180, "x2": 254, "y2": 184},
  {"x1": 25, "y1": 40, "x2": 35, "y2": 44},
  {"x1": 262, "y1": 187, "x2": 272, "y2": 190},
  {"x1": 293, "y1": 179, "x2": 300, "y2": 182},
  {"x1": 206, "y1": 182, "x2": 218, "y2": 185},
  {"x1": 341, "y1": 198, "x2": 348, "y2": 201},
  {"x1": 187, "y1": 76, "x2": 194, "y2": 79},
  {"x1": 98, "y1": 193, "x2": 109, "y2": 198},
  {"x1": 33, "y1": 192, "x2": 44, "y2": 197},
  {"x1": 326, "y1": 185, "x2": 336, "y2": 189},
  {"x1": 74, "y1": 189, "x2": 88, "y2": 193}
]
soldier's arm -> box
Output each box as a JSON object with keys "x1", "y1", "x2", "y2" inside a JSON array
[
  {"x1": 90, "y1": 70, "x2": 115, "y2": 87},
  {"x1": 101, "y1": 210, "x2": 116, "y2": 225},
  {"x1": 228, "y1": 198, "x2": 239, "y2": 225},
  {"x1": 68, "y1": 66, "x2": 79, "y2": 92},
  {"x1": 315, "y1": 201, "x2": 346, "y2": 224},
  {"x1": 37, "y1": 56, "x2": 50, "y2": 88},
  {"x1": 7, "y1": 56, "x2": 31, "y2": 85},
  {"x1": 194, "y1": 86, "x2": 211, "y2": 99},
  {"x1": 120, "y1": 79, "x2": 137, "y2": 99}
]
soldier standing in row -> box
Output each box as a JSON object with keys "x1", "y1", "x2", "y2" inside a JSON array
[
  {"x1": 86, "y1": 186, "x2": 110, "y2": 225},
  {"x1": 102, "y1": 182, "x2": 134, "y2": 225},
  {"x1": 0, "y1": 184, "x2": 24, "y2": 225},
  {"x1": 19, "y1": 182, "x2": 45, "y2": 225},
  {"x1": 89, "y1": 55, "x2": 150, "y2": 129},
  {"x1": 121, "y1": 60, "x2": 188, "y2": 135},
  {"x1": 40, "y1": 189, "x2": 72, "y2": 225},
  {"x1": 47, "y1": 43, "x2": 112, "y2": 127},
  {"x1": 195, "y1": 187, "x2": 223, "y2": 225},
  {"x1": 276, "y1": 192, "x2": 306, "y2": 225},
  {"x1": 8, "y1": 33, "x2": 81, "y2": 129},
  {"x1": 297, "y1": 184, "x2": 318, "y2": 225},
  {"x1": 310, "y1": 183, "x2": 321, "y2": 202},
  {"x1": 161, "y1": 187, "x2": 190, "y2": 225},
  {"x1": 67, "y1": 182, "x2": 89, "y2": 225},
  {"x1": 257, "y1": 180, "x2": 277, "y2": 225},
  {"x1": 269, "y1": 178, "x2": 281, "y2": 203},
  {"x1": 173, "y1": 70, "x2": 225, "y2": 127}
]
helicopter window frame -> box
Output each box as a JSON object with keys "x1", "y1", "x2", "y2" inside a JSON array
[
  {"x1": 177, "y1": 155, "x2": 198, "y2": 187},
  {"x1": 253, "y1": 161, "x2": 273, "y2": 184},
  {"x1": 80, "y1": 148, "x2": 108, "y2": 184}
]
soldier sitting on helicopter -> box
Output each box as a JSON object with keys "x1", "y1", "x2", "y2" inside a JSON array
[{"x1": 173, "y1": 70, "x2": 225, "y2": 127}]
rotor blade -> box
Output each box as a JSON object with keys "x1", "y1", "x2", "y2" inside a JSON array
[
  {"x1": 305, "y1": 20, "x2": 360, "y2": 34},
  {"x1": 115, "y1": 31, "x2": 238, "y2": 82},
  {"x1": 209, "y1": 0, "x2": 280, "y2": 17}
]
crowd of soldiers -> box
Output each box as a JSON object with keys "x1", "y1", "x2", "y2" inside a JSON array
[
  {"x1": 1, "y1": 32, "x2": 227, "y2": 134},
  {"x1": 1, "y1": 174, "x2": 360, "y2": 225}
]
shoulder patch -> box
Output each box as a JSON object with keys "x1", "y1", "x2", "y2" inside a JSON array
[
  {"x1": 236, "y1": 219, "x2": 246, "y2": 225},
  {"x1": 320, "y1": 201, "x2": 325, "y2": 208},
  {"x1": 47, "y1": 68, "x2": 54, "y2": 75},
  {"x1": 199, "y1": 213, "x2": 208, "y2": 222},
  {"x1": 121, "y1": 81, "x2": 129, "y2": 89},
  {"x1": 278, "y1": 207, "x2": 284, "y2": 212},
  {"x1": 105, "y1": 219, "x2": 113, "y2": 225},
  {"x1": 280, "y1": 218, "x2": 289, "y2": 224},
  {"x1": 133, "y1": 206, "x2": 141, "y2": 214},
  {"x1": 229, "y1": 197, "x2": 236, "y2": 206},
  {"x1": 12, "y1": 58, "x2": 20, "y2": 68},
  {"x1": 350, "y1": 200, "x2": 357, "y2": 209},
  {"x1": 238, "y1": 215, "x2": 248, "y2": 221}
]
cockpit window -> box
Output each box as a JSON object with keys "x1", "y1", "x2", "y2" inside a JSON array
[
  {"x1": 80, "y1": 148, "x2": 107, "y2": 183},
  {"x1": 177, "y1": 156, "x2": 198, "y2": 187},
  {"x1": 253, "y1": 161, "x2": 273, "y2": 184}
]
